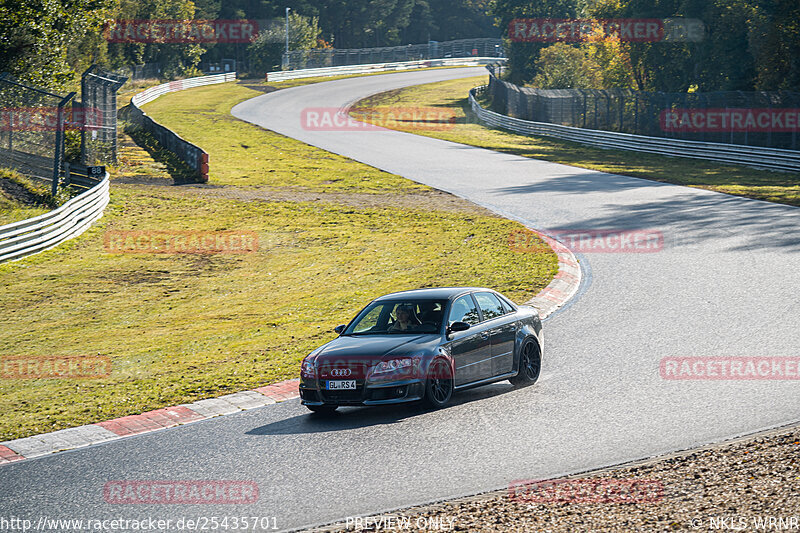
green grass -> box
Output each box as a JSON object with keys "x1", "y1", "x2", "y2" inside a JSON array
[
  {"x1": 140, "y1": 82, "x2": 428, "y2": 192},
  {"x1": 0, "y1": 194, "x2": 48, "y2": 226},
  {"x1": 0, "y1": 80, "x2": 557, "y2": 441},
  {"x1": 351, "y1": 76, "x2": 800, "y2": 207}
]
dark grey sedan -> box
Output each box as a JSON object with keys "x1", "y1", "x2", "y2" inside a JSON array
[{"x1": 299, "y1": 287, "x2": 543, "y2": 413}]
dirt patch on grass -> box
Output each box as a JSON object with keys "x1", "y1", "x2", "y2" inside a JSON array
[
  {"x1": 236, "y1": 79, "x2": 279, "y2": 94},
  {"x1": 0, "y1": 177, "x2": 42, "y2": 206},
  {"x1": 184, "y1": 184, "x2": 496, "y2": 215}
]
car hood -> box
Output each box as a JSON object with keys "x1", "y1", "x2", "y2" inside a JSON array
[
  {"x1": 310, "y1": 335, "x2": 441, "y2": 380},
  {"x1": 316, "y1": 334, "x2": 437, "y2": 361}
]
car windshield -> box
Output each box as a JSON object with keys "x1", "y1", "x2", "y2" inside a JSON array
[{"x1": 345, "y1": 299, "x2": 448, "y2": 335}]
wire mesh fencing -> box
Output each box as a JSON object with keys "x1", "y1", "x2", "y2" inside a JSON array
[
  {"x1": 486, "y1": 66, "x2": 800, "y2": 151},
  {"x1": 79, "y1": 66, "x2": 127, "y2": 165},
  {"x1": 0, "y1": 74, "x2": 75, "y2": 194},
  {"x1": 283, "y1": 38, "x2": 504, "y2": 70},
  {"x1": 116, "y1": 63, "x2": 163, "y2": 81}
]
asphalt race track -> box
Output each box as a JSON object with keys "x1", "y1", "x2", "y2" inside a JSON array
[{"x1": 2, "y1": 67, "x2": 799, "y2": 531}]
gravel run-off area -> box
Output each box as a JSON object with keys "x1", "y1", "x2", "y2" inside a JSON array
[{"x1": 310, "y1": 424, "x2": 800, "y2": 532}]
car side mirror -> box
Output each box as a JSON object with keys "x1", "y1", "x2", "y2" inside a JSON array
[
  {"x1": 334, "y1": 324, "x2": 347, "y2": 334},
  {"x1": 447, "y1": 321, "x2": 470, "y2": 334}
]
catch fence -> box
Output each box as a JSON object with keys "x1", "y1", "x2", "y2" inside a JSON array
[
  {"x1": 0, "y1": 75, "x2": 75, "y2": 194},
  {"x1": 283, "y1": 38, "x2": 504, "y2": 70},
  {"x1": 486, "y1": 66, "x2": 800, "y2": 151},
  {"x1": 80, "y1": 65, "x2": 127, "y2": 165}
]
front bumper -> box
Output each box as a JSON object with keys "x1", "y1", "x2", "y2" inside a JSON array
[{"x1": 300, "y1": 378, "x2": 425, "y2": 406}]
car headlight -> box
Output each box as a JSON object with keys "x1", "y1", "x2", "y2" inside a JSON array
[
  {"x1": 372, "y1": 357, "x2": 414, "y2": 375},
  {"x1": 300, "y1": 359, "x2": 316, "y2": 378}
]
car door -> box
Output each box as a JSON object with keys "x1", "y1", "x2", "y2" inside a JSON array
[
  {"x1": 447, "y1": 294, "x2": 493, "y2": 386},
  {"x1": 473, "y1": 292, "x2": 516, "y2": 376}
]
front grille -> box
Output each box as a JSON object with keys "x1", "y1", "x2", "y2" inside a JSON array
[
  {"x1": 318, "y1": 362, "x2": 370, "y2": 380},
  {"x1": 367, "y1": 383, "x2": 421, "y2": 401}
]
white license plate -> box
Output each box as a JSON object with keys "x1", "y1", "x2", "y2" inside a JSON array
[{"x1": 326, "y1": 380, "x2": 356, "y2": 390}]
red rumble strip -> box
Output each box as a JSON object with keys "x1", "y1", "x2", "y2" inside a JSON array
[
  {"x1": 0, "y1": 445, "x2": 25, "y2": 464},
  {"x1": 254, "y1": 379, "x2": 300, "y2": 401},
  {"x1": 96, "y1": 406, "x2": 205, "y2": 437}
]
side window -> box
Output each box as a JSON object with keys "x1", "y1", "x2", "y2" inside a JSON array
[
  {"x1": 474, "y1": 292, "x2": 505, "y2": 321},
  {"x1": 497, "y1": 294, "x2": 517, "y2": 313},
  {"x1": 449, "y1": 295, "x2": 481, "y2": 326}
]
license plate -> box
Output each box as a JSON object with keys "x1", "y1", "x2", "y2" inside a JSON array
[{"x1": 326, "y1": 380, "x2": 356, "y2": 390}]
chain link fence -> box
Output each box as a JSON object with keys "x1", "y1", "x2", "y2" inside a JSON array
[
  {"x1": 1, "y1": 66, "x2": 127, "y2": 196},
  {"x1": 117, "y1": 63, "x2": 163, "y2": 81},
  {"x1": 486, "y1": 66, "x2": 800, "y2": 151},
  {"x1": 283, "y1": 38, "x2": 504, "y2": 70},
  {"x1": 0, "y1": 74, "x2": 75, "y2": 194},
  {"x1": 80, "y1": 66, "x2": 127, "y2": 165}
]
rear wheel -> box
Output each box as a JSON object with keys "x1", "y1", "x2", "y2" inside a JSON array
[
  {"x1": 423, "y1": 358, "x2": 454, "y2": 408},
  {"x1": 306, "y1": 404, "x2": 338, "y2": 415},
  {"x1": 510, "y1": 339, "x2": 541, "y2": 387}
]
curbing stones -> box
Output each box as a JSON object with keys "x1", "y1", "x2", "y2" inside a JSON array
[
  {"x1": 0, "y1": 379, "x2": 300, "y2": 465},
  {"x1": 0, "y1": 234, "x2": 583, "y2": 465}
]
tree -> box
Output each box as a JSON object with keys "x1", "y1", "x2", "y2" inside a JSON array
[
  {"x1": 531, "y1": 43, "x2": 601, "y2": 88},
  {"x1": 247, "y1": 12, "x2": 322, "y2": 74},
  {"x1": 0, "y1": 0, "x2": 111, "y2": 89},
  {"x1": 490, "y1": 0, "x2": 578, "y2": 84}
]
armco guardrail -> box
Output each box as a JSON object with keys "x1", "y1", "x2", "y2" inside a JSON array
[
  {"x1": 469, "y1": 86, "x2": 800, "y2": 172},
  {"x1": 0, "y1": 171, "x2": 109, "y2": 263},
  {"x1": 266, "y1": 57, "x2": 504, "y2": 82},
  {"x1": 126, "y1": 73, "x2": 236, "y2": 182}
]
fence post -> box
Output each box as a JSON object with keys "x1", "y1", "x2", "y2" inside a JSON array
[
  {"x1": 52, "y1": 92, "x2": 76, "y2": 197},
  {"x1": 0, "y1": 73, "x2": 10, "y2": 151}
]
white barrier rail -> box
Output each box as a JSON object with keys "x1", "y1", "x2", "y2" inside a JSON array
[
  {"x1": 266, "y1": 57, "x2": 504, "y2": 82},
  {"x1": 469, "y1": 87, "x2": 800, "y2": 172},
  {"x1": 0, "y1": 172, "x2": 110, "y2": 263},
  {"x1": 131, "y1": 72, "x2": 237, "y2": 106}
]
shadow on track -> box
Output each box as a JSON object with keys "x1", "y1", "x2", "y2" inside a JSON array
[
  {"x1": 495, "y1": 178, "x2": 800, "y2": 253},
  {"x1": 246, "y1": 381, "x2": 516, "y2": 436}
]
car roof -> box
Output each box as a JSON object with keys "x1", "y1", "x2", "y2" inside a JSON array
[{"x1": 374, "y1": 287, "x2": 494, "y2": 301}]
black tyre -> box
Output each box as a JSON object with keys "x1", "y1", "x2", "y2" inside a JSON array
[
  {"x1": 423, "y1": 358, "x2": 454, "y2": 408},
  {"x1": 306, "y1": 404, "x2": 338, "y2": 414},
  {"x1": 510, "y1": 338, "x2": 541, "y2": 387}
]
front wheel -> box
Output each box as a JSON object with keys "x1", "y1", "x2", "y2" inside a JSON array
[
  {"x1": 306, "y1": 404, "x2": 338, "y2": 415},
  {"x1": 423, "y1": 358, "x2": 454, "y2": 409},
  {"x1": 510, "y1": 339, "x2": 541, "y2": 388}
]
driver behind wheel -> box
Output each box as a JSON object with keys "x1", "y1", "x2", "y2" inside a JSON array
[{"x1": 389, "y1": 304, "x2": 422, "y2": 332}]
